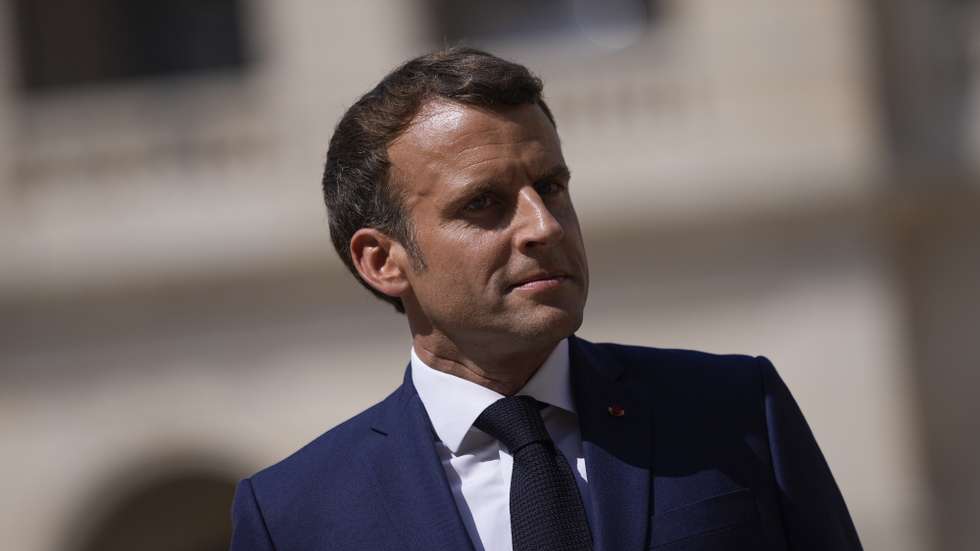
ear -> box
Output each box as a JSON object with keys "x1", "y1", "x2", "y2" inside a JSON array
[{"x1": 350, "y1": 228, "x2": 412, "y2": 299}]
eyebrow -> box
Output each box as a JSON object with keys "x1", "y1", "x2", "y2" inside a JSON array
[{"x1": 535, "y1": 164, "x2": 571, "y2": 184}]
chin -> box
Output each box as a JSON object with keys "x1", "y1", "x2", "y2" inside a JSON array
[{"x1": 511, "y1": 303, "x2": 584, "y2": 342}]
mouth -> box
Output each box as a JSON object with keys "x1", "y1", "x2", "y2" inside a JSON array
[{"x1": 508, "y1": 272, "x2": 571, "y2": 292}]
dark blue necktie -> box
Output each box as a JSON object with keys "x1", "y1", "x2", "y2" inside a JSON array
[{"x1": 475, "y1": 396, "x2": 593, "y2": 551}]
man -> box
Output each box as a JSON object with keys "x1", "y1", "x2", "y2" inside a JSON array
[{"x1": 230, "y1": 48, "x2": 862, "y2": 551}]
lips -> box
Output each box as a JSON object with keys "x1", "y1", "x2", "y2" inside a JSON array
[{"x1": 509, "y1": 271, "x2": 570, "y2": 290}]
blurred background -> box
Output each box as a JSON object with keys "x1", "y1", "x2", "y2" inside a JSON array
[{"x1": 1, "y1": 1, "x2": 978, "y2": 550}]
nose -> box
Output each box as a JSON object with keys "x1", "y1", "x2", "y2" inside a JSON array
[{"x1": 514, "y1": 187, "x2": 565, "y2": 252}]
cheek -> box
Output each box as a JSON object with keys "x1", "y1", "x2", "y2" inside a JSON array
[
  {"x1": 557, "y1": 203, "x2": 582, "y2": 231},
  {"x1": 560, "y1": 209, "x2": 586, "y2": 249},
  {"x1": 427, "y1": 228, "x2": 509, "y2": 271}
]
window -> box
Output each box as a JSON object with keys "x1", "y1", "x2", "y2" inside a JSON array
[
  {"x1": 427, "y1": 0, "x2": 657, "y2": 48},
  {"x1": 12, "y1": 0, "x2": 249, "y2": 93}
]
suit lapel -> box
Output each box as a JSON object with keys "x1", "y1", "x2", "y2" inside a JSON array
[
  {"x1": 368, "y1": 368, "x2": 475, "y2": 551},
  {"x1": 571, "y1": 336, "x2": 653, "y2": 551}
]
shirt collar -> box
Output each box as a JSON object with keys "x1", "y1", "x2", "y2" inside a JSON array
[{"x1": 411, "y1": 338, "x2": 574, "y2": 454}]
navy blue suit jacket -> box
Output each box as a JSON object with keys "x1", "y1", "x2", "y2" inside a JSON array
[{"x1": 230, "y1": 336, "x2": 862, "y2": 550}]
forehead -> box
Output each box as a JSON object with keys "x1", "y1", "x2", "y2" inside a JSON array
[{"x1": 388, "y1": 99, "x2": 563, "y2": 201}]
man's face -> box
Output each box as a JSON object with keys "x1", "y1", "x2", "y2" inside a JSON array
[{"x1": 388, "y1": 100, "x2": 589, "y2": 350}]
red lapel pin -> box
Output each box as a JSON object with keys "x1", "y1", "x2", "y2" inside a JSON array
[{"x1": 607, "y1": 404, "x2": 626, "y2": 417}]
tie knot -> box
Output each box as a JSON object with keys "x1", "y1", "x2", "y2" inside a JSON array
[{"x1": 474, "y1": 395, "x2": 551, "y2": 453}]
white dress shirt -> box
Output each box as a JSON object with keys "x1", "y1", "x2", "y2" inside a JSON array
[{"x1": 411, "y1": 338, "x2": 593, "y2": 551}]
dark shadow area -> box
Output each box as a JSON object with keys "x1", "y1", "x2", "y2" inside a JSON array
[{"x1": 67, "y1": 467, "x2": 237, "y2": 551}]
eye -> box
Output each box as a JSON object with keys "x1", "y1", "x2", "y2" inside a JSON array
[
  {"x1": 464, "y1": 193, "x2": 497, "y2": 212},
  {"x1": 534, "y1": 180, "x2": 566, "y2": 196}
]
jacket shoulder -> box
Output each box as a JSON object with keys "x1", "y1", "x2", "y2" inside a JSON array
[
  {"x1": 250, "y1": 392, "x2": 389, "y2": 487},
  {"x1": 242, "y1": 386, "x2": 402, "y2": 543},
  {"x1": 581, "y1": 339, "x2": 771, "y2": 424},
  {"x1": 590, "y1": 340, "x2": 767, "y2": 383}
]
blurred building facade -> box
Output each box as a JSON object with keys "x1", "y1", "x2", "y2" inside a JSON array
[{"x1": 1, "y1": 1, "x2": 978, "y2": 550}]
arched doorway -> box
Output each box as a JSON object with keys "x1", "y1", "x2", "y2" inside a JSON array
[{"x1": 69, "y1": 467, "x2": 238, "y2": 551}]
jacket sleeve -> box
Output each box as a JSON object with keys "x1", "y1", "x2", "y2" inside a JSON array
[
  {"x1": 230, "y1": 478, "x2": 277, "y2": 551},
  {"x1": 759, "y1": 356, "x2": 864, "y2": 551}
]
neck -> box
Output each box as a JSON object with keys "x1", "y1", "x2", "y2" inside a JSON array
[{"x1": 412, "y1": 332, "x2": 559, "y2": 396}]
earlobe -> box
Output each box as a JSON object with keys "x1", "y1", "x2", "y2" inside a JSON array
[{"x1": 350, "y1": 229, "x2": 411, "y2": 299}]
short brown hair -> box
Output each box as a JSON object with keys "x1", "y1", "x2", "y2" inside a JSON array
[{"x1": 322, "y1": 47, "x2": 556, "y2": 312}]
